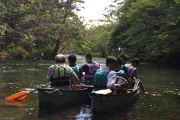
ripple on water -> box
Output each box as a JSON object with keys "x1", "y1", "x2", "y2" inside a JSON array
[
  {"x1": 4, "y1": 118, "x2": 14, "y2": 120},
  {"x1": 3, "y1": 70, "x2": 16, "y2": 73},
  {"x1": 164, "y1": 90, "x2": 174, "y2": 93},
  {"x1": 27, "y1": 68, "x2": 38, "y2": 71},
  {"x1": 151, "y1": 92, "x2": 161, "y2": 97}
]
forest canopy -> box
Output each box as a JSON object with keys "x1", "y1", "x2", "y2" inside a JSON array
[{"x1": 0, "y1": 0, "x2": 180, "y2": 65}]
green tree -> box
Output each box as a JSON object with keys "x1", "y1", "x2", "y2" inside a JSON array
[
  {"x1": 0, "y1": 0, "x2": 85, "y2": 59},
  {"x1": 110, "y1": 0, "x2": 180, "y2": 64}
]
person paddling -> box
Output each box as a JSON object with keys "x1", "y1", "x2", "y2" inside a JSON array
[
  {"x1": 80, "y1": 53, "x2": 100, "y2": 85},
  {"x1": 47, "y1": 54, "x2": 79, "y2": 90}
]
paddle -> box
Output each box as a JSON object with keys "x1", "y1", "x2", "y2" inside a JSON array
[{"x1": 4, "y1": 83, "x2": 50, "y2": 101}]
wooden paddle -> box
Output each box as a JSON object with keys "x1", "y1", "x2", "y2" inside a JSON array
[{"x1": 4, "y1": 83, "x2": 50, "y2": 101}]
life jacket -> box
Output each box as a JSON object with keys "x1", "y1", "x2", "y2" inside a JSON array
[
  {"x1": 93, "y1": 69, "x2": 112, "y2": 91},
  {"x1": 72, "y1": 65, "x2": 80, "y2": 78},
  {"x1": 50, "y1": 64, "x2": 71, "y2": 86},
  {"x1": 71, "y1": 65, "x2": 80, "y2": 84},
  {"x1": 116, "y1": 69, "x2": 124, "y2": 78},
  {"x1": 120, "y1": 65, "x2": 124, "y2": 70},
  {"x1": 85, "y1": 63, "x2": 100, "y2": 80},
  {"x1": 125, "y1": 64, "x2": 136, "y2": 78}
]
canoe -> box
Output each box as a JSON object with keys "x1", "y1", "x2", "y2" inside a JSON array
[
  {"x1": 91, "y1": 81, "x2": 140, "y2": 112},
  {"x1": 38, "y1": 86, "x2": 93, "y2": 108}
]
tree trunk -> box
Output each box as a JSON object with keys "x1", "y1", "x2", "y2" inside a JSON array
[{"x1": 53, "y1": 39, "x2": 60, "y2": 58}]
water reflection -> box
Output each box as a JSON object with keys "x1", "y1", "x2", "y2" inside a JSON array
[
  {"x1": 75, "y1": 105, "x2": 92, "y2": 120},
  {"x1": 5, "y1": 100, "x2": 27, "y2": 106},
  {"x1": 0, "y1": 57, "x2": 180, "y2": 120}
]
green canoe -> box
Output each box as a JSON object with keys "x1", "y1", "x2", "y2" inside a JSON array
[
  {"x1": 91, "y1": 82, "x2": 140, "y2": 112},
  {"x1": 38, "y1": 87, "x2": 93, "y2": 108}
]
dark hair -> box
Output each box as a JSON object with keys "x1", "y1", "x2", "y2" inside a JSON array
[
  {"x1": 120, "y1": 54, "x2": 129, "y2": 61},
  {"x1": 85, "y1": 53, "x2": 92, "y2": 59},
  {"x1": 131, "y1": 58, "x2": 140, "y2": 65},
  {"x1": 106, "y1": 56, "x2": 118, "y2": 65},
  {"x1": 116, "y1": 56, "x2": 123, "y2": 65},
  {"x1": 68, "y1": 54, "x2": 77, "y2": 64}
]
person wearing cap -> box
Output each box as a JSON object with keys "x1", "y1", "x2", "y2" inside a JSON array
[{"x1": 47, "y1": 54, "x2": 79, "y2": 90}]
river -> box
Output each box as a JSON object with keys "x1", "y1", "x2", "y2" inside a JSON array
[{"x1": 0, "y1": 55, "x2": 180, "y2": 120}]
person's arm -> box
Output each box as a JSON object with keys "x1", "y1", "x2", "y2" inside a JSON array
[
  {"x1": 107, "y1": 71, "x2": 121, "y2": 89},
  {"x1": 72, "y1": 77, "x2": 78, "y2": 90},
  {"x1": 139, "y1": 80, "x2": 145, "y2": 93},
  {"x1": 70, "y1": 68, "x2": 79, "y2": 90},
  {"x1": 134, "y1": 70, "x2": 146, "y2": 93},
  {"x1": 47, "y1": 65, "x2": 55, "y2": 80},
  {"x1": 116, "y1": 76, "x2": 128, "y2": 83},
  {"x1": 134, "y1": 70, "x2": 139, "y2": 79}
]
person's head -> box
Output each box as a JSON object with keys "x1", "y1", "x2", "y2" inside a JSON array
[
  {"x1": 68, "y1": 54, "x2": 77, "y2": 64},
  {"x1": 116, "y1": 56, "x2": 123, "y2": 70},
  {"x1": 106, "y1": 56, "x2": 118, "y2": 70},
  {"x1": 131, "y1": 58, "x2": 140, "y2": 68},
  {"x1": 85, "y1": 53, "x2": 92, "y2": 63},
  {"x1": 55, "y1": 54, "x2": 66, "y2": 63},
  {"x1": 119, "y1": 54, "x2": 129, "y2": 65}
]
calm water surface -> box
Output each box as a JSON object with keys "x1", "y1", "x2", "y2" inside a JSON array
[{"x1": 0, "y1": 55, "x2": 180, "y2": 120}]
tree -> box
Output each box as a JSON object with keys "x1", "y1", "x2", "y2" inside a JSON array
[
  {"x1": 110, "y1": 0, "x2": 180, "y2": 64},
  {"x1": 0, "y1": 0, "x2": 85, "y2": 59}
]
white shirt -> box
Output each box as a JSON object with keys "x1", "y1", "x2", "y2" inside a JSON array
[{"x1": 98, "y1": 67, "x2": 116, "y2": 89}]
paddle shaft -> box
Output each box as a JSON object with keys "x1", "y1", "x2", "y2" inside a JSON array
[{"x1": 4, "y1": 83, "x2": 51, "y2": 101}]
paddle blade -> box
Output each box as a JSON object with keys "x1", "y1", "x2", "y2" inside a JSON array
[
  {"x1": 4, "y1": 91, "x2": 29, "y2": 101},
  {"x1": 6, "y1": 99, "x2": 27, "y2": 106}
]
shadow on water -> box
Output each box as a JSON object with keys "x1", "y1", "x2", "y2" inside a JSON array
[
  {"x1": 92, "y1": 96, "x2": 139, "y2": 120},
  {"x1": 38, "y1": 104, "x2": 92, "y2": 120}
]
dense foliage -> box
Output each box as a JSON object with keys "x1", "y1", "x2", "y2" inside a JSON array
[
  {"x1": 0, "y1": 0, "x2": 85, "y2": 60},
  {"x1": 1, "y1": 0, "x2": 180, "y2": 65},
  {"x1": 110, "y1": 0, "x2": 180, "y2": 64}
]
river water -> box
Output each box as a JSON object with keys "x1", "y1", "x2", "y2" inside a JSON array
[{"x1": 0, "y1": 55, "x2": 180, "y2": 120}]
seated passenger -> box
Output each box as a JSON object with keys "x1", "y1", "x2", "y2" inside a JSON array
[
  {"x1": 47, "y1": 54, "x2": 79, "y2": 90},
  {"x1": 80, "y1": 53, "x2": 100, "y2": 85},
  {"x1": 115, "y1": 57, "x2": 129, "y2": 85},
  {"x1": 119, "y1": 54, "x2": 130, "y2": 78},
  {"x1": 93, "y1": 56, "x2": 121, "y2": 91},
  {"x1": 125, "y1": 58, "x2": 145, "y2": 93},
  {"x1": 68, "y1": 54, "x2": 81, "y2": 84}
]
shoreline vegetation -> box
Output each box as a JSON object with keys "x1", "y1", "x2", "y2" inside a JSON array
[{"x1": 0, "y1": 0, "x2": 180, "y2": 66}]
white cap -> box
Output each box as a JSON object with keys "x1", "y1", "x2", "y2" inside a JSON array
[{"x1": 55, "y1": 54, "x2": 65, "y2": 61}]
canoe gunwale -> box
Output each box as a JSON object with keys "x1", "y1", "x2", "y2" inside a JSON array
[
  {"x1": 37, "y1": 87, "x2": 89, "y2": 92},
  {"x1": 90, "y1": 87, "x2": 139, "y2": 97}
]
